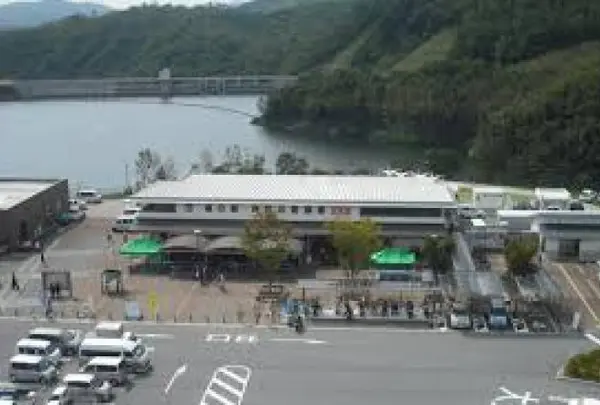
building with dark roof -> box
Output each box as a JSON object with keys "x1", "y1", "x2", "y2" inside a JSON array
[{"x1": 0, "y1": 178, "x2": 68, "y2": 252}]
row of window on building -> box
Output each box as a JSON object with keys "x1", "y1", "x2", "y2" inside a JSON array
[
  {"x1": 183, "y1": 204, "x2": 352, "y2": 216},
  {"x1": 144, "y1": 203, "x2": 444, "y2": 217}
]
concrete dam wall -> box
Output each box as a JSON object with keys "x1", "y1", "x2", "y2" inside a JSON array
[{"x1": 1, "y1": 76, "x2": 298, "y2": 101}]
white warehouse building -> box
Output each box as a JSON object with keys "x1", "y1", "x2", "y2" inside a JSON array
[{"x1": 129, "y1": 174, "x2": 457, "y2": 247}]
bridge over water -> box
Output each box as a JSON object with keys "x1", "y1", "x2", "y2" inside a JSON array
[{"x1": 0, "y1": 75, "x2": 298, "y2": 101}]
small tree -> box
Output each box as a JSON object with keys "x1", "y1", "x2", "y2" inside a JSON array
[
  {"x1": 275, "y1": 152, "x2": 309, "y2": 174},
  {"x1": 134, "y1": 148, "x2": 162, "y2": 189},
  {"x1": 504, "y1": 235, "x2": 539, "y2": 276},
  {"x1": 422, "y1": 234, "x2": 455, "y2": 277},
  {"x1": 155, "y1": 157, "x2": 177, "y2": 180},
  {"x1": 242, "y1": 211, "x2": 291, "y2": 284},
  {"x1": 327, "y1": 218, "x2": 381, "y2": 278}
]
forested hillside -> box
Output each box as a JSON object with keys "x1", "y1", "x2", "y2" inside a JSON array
[
  {"x1": 0, "y1": 0, "x2": 365, "y2": 78},
  {"x1": 260, "y1": 0, "x2": 600, "y2": 188}
]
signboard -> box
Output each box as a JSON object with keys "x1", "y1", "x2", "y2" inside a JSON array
[
  {"x1": 147, "y1": 291, "x2": 158, "y2": 318},
  {"x1": 125, "y1": 301, "x2": 142, "y2": 321}
]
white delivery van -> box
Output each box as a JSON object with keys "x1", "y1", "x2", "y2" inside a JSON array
[
  {"x1": 8, "y1": 354, "x2": 57, "y2": 384},
  {"x1": 79, "y1": 338, "x2": 151, "y2": 373},
  {"x1": 80, "y1": 357, "x2": 129, "y2": 386},
  {"x1": 16, "y1": 339, "x2": 61, "y2": 366}
]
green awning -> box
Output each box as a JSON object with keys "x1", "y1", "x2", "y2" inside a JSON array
[
  {"x1": 370, "y1": 248, "x2": 416, "y2": 265},
  {"x1": 119, "y1": 237, "x2": 163, "y2": 256}
]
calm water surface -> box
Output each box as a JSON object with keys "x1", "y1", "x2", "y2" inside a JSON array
[{"x1": 1, "y1": 96, "x2": 402, "y2": 190}]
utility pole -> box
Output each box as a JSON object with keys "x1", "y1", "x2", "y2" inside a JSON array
[{"x1": 125, "y1": 163, "x2": 130, "y2": 192}]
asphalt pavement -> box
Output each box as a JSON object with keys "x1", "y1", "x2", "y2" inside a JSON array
[{"x1": 0, "y1": 319, "x2": 599, "y2": 405}]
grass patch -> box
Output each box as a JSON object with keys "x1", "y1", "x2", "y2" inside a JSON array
[
  {"x1": 564, "y1": 349, "x2": 600, "y2": 382},
  {"x1": 455, "y1": 186, "x2": 473, "y2": 203},
  {"x1": 392, "y1": 28, "x2": 456, "y2": 72}
]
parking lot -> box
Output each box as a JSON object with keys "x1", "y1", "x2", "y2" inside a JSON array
[
  {"x1": 545, "y1": 261, "x2": 600, "y2": 328},
  {"x1": 0, "y1": 319, "x2": 599, "y2": 405}
]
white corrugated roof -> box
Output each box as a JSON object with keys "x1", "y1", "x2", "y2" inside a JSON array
[
  {"x1": 133, "y1": 175, "x2": 454, "y2": 204},
  {"x1": 534, "y1": 187, "x2": 571, "y2": 200},
  {"x1": 0, "y1": 181, "x2": 55, "y2": 210}
]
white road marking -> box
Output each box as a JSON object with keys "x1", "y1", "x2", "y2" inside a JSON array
[
  {"x1": 200, "y1": 365, "x2": 251, "y2": 405},
  {"x1": 138, "y1": 333, "x2": 174, "y2": 339},
  {"x1": 205, "y1": 334, "x2": 257, "y2": 344},
  {"x1": 491, "y1": 386, "x2": 539, "y2": 405},
  {"x1": 234, "y1": 335, "x2": 257, "y2": 344},
  {"x1": 577, "y1": 264, "x2": 600, "y2": 300},
  {"x1": 164, "y1": 364, "x2": 187, "y2": 395},
  {"x1": 556, "y1": 263, "x2": 599, "y2": 322},
  {"x1": 206, "y1": 334, "x2": 231, "y2": 343},
  {"x1": 585, "y1": 332, "x2": 600, "y2": 346},
  {"x1": 270, "y1": 338, "x2": 327, "y2": 344}
]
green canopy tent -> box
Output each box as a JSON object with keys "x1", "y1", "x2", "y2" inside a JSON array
[
  {"x1": 119, "y1": 237, "x2": 164, "y2": 274},
  {"x1": 370, "y1": 248, "x2": 416, "y2": 270},
  {"x1": 119, "y1": 237, "x2": 163, "y2": 256}
]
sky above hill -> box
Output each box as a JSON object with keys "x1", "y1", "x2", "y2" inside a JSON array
[{"x1": 0, "y1": 0, "x2": 250, "y2": 10}]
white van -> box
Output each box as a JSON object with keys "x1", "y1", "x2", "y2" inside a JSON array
[
  {"x1": 28, "y1": 327, "x2": 82, "y2": 355},
  {"x1": 8, "y1": 354, "x2": 57, "y2": 384},
  {"x1": 112, "y1": 215, "x2": 136, "y2": 233},
  {"x1": 79, "y1": 338, "x2": 151, "y2": 373},
  {"x1": 62, "y1": 374, "x2": 113, "y2": 403},
  {"x1": 16, "y1": 339, "x2": 61, "y2": 366},
  {"x1": 80, "y1": 357, "x2": 129, "y2": 386},
  {"x1": 76, "y1": 190, "x2": 102, "y2": 204},
  {"x1": 92, "y1": 322, "x2": 141, "y2": 343}
]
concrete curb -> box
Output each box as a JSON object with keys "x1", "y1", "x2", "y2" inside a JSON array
[
  {"x1": 0, "y1": 316, "x2": 451, "y2": 333},
  {"x1": 311, "y1": 317, "x2": 431, "y2": 328},
  {"x1": 462, "y1": 330, "x2": 583, "y2": 339}
]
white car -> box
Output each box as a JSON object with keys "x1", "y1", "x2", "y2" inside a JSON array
[
  {"x1": 62, "y1": 374, "x2": 113, "y2": 403},
  {"x1": 76, "y1": 190, "x2": 102, "y2": 204},
  {"x1": 513, "y1": 318, "x2": 529, "y2": 333},
  {"x1": 449, "y1": 305, "x2": 471, "y2": 330},
  {"x1": 112, "y1": 214, "x2": 136, "y2": 233},
  {"x1": 68, "y1": 199, "x2": 87, "y2": 210},
  {"x1": 46, "y1": 386, "x2": 69, "y2": 405},
  {"x1": 473, "y1": 317, "x2": 489, "y2": 333}
]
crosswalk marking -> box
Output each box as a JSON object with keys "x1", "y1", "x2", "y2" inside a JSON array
[
  {"x1": 201, "y1": 365, "x2": 252, "y2": 405},
  {"x1": 204, "y1": 388, "x2": 236, "y2": 405},
  {"x1": 218, "y1": 368, "x2": 246, "y2": 386},
  {"x1": 212, "y1": 378, "x2": 243, "y2": 397}
]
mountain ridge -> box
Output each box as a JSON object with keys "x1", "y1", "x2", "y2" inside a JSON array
[{"x1": 0, "y1": 0, "x2": 111, "y2": 29}]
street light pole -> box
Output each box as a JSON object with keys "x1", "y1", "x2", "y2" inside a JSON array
[{"x1": 193, "y1": 229, "x2": 202, "y2": 281}]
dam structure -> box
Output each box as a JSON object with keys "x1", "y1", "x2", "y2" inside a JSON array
[{"x1": 0, "y1": 74, "x2": 298, "y2": 101}]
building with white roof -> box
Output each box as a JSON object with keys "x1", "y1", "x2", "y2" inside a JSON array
[
  {"x1": 130, "y1": 174, "x2": 456, "y2": 243},
  {"x1": 0, "y1": 178, "x2": 68, "y2": 251},
  {"x1": 534, "y1": 187, "x2": 571, "y2": 209}
]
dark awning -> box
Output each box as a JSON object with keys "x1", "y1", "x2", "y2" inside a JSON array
[{"x1": 163, "y1": 234, "x2": 209, "y2": 251}]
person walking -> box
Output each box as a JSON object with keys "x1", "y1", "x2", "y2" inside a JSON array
[{"x1": 11, "y1": 272, "x2": 19, "y2": 291}]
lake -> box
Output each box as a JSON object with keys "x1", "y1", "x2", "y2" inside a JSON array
[{"x1": 0, "y1": 96, "x2": 403, "y2": 191}]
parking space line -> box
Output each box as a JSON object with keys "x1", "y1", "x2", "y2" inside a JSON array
[
  {"x1": 576, "y1": 264, "x2": 600, "y2": 299},
  {"x1": 555, "y1": 263, "x2": 599, "y2": 322}
]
